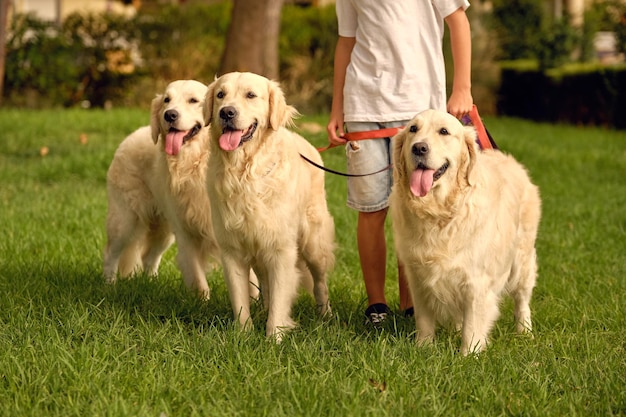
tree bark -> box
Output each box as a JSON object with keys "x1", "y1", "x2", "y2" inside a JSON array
[
  {"x1": 0, "y1": 0, "x2": 10, "y2": 105},
  {"x1": 219, "y1": 0, "x2": 283, "y2": 80}
]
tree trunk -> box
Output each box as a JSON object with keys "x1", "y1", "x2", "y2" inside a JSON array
[
  {"x1": 219, "y1": 0, "x2": 283, "y2": 80},
  {"x1": 0, "y1": 0, "x2": 10, "y2": 106}
]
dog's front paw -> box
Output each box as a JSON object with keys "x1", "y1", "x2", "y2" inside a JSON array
[
  {"x1": 416, "y1": 333, "x2": 435, "y2": 347},
  {"x1": 266, "y1": 319, "x2": 296, "y2": 343},
  {"x1": 461, "y1": 338, "x2": 487, "y2": 356}
]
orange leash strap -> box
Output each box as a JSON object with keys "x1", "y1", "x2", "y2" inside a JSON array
[
  {"x1": 467, "y1": 104, "x2": 498, "y2": 150},
  {"x1": 320, "y1": 106, "x2": 496, "y2": 153},
  {"x1": 307, "y1": 107, "x2": 498, "y2": 176},
  {"x1": 316, "y1": 126, "x2": 403, "y2": 152}
]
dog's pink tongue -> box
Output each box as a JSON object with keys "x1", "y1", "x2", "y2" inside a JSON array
[
  {"x1": 219, "y1": 130, "x2": 243, "y2": 151},
  {"x1": 165, "y1": 131, "x2": 186, "y2": 156},
  {"x1": 410, "y1": 169, "x2": 435, "y2": 197}
]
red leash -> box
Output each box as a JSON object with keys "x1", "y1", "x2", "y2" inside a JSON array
[
  {"x1": 307, "y1": 126, "x2": 402, "y2": 177},
  {"x1": 305, "y1": 106, "x2": 496, "y2": 176},
  {"x1": 465, "y1": 105, "x2": 498, "y2": 150},
  {"x1": 316, "y1": 126, "x2": 403, "y2": 153},
  {"x1": 306, "y1": 126, "x2": 403, "y2": 177},
  {"x1": 318, "y1": 105, "x2": 495, "y2": 153}
]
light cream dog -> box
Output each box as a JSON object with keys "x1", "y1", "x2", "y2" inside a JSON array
[
  {"x1": 103, "y1": 79, "x2": 258, "y2": 300},
  {"x1": 204, "y1": 72, "x2": 335, "y2": 341},
  {"x1": 390, "y1": 109, "x2": 541, "y2": 355}
]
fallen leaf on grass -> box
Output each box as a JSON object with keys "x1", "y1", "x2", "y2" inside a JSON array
[{"x1": 368, "y1": 378, "x2": 387, "y2": 393}]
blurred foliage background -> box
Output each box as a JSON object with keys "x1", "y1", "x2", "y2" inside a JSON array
[{"x1": 2, "y1": 0, "x2": 626, "y2": 126}]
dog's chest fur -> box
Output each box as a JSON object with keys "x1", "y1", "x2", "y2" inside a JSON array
[
  {"x1": 394, "y1": 157, "x2": 531, "y2": 324},
  {"x1": 157, "y1": 141, "x2": 213, "y2": 238},
  {"x1": 208, "y1": 148, "x2": 300, "y2": 249}
]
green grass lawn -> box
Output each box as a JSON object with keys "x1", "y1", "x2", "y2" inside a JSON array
[{"x1": 0, "y1": 108, "x2": 624, "y2": 416}]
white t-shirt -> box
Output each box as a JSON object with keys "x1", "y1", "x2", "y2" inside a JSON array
[{"x1": 337, "y1": 0, "x2": 470, "y2": 122}]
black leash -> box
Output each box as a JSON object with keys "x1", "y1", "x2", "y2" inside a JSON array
[{"x1": 299, "y1": 153, "x2": 391, "y2": 178}]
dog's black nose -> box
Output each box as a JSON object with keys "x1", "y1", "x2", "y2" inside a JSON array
[
  {"x1": 412, "y1": 142, "x2": 429, "y2": 156},
  {"x1": 164, "y1": 109, "x2": 178, "y2": 123},
  {"x1": 220, "y1": 106, "x2": 238, "y2": 121}
]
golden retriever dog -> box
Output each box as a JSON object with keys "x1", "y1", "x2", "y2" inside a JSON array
[
  {"x1": 103, "y1": 79, "x2": 258, "y2": 300},
  {"x1": 203, "y1": 72, "x2": 335, "y2": 341},
  {"x1": 389, "y1": 109, "x2": 541, "y2": 355}
]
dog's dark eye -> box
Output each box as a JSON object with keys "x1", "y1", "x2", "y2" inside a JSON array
[
  {"x1": 409, "y1": 125, "x2": 418, "y2": 133},
  {"x1": 189, "y1": 98, "x2": 199, "y2": 104},
  {"x1": 164, "y1": 97, "x2": 170, "y2": 103},
  {"x1": 246, "y1": 91, "x2": 257, "y2": 99},
  {"x1": 216, "y1": 91, "x2": 225, "y2": 99},
  {"x1": 439, "y1": 128, "x2": 449, "y2": 135}
]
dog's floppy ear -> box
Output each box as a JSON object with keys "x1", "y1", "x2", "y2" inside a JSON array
[
  {"x1": 150, "y1": 94, "x2": 163, "y2": 144},
  {"x1": 391, "y1": 125, "x2": 408, "y2": 186},
  {"x1": 203, "y1": 78, "x2": 216, "y2": 127},
  {"x1": 268, "y1": 79, "x2": 299, "y2": 130},
  {"x1": 462, "y1": 125, "x2": 479, "y2": 186}
]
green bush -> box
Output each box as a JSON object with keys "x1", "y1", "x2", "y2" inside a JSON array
[
  {"x1": 498, "y1": 61, "x2": 626, "y2": 128},
  {"x1": 491, "y1": 0, "x2": 582, "y2": 70},
  {"x1": 594, "y1": 0, "x2": 626, "y2": 53},
  {"x1": 130, "y1": 2, "x2": 231, "y2": 82},
  {"x1": 491, "y1": 0, "x2": 544, "y2": 60},
  {"x1": 279, "y1": 4, "x2": 337, "y2": 114},
  {"x1": 2, "y1": 2, "x2": 338, "y2": 112},
  {"x1": 4, "y1": 13, "x2": 82, "y2": 107},
  {"x1": 61, "y1": 12, "x2": 142, "y2": 107},
  {"x1": 4, "y1": 12, "x2": 142, "y2": 107},
  {"x1": 536, "y1": 15, "x2": 579, "y2": 70},
  {"x1": 2, "y1": 3, "x2": 232, "y2": 108}
]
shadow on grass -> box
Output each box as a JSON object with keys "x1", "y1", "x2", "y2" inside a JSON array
[{"x1": 2, "y1": 257, "x2": 550, "y2": 356}]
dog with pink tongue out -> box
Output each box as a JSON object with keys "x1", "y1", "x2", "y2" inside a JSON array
[
  {"x1": 390, "y1": 109, "x2": 541, "y2": 355},
  {"x1": 203, "y1": 72, "x2": 336, "y2": 342},
  {"x1": 104, "y1": 79, "x2": 259, "y2": 301}
]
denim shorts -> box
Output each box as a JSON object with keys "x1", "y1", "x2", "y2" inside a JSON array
[{"x1": 344, "y1": 120, "x2": 408, "y2": 212}]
